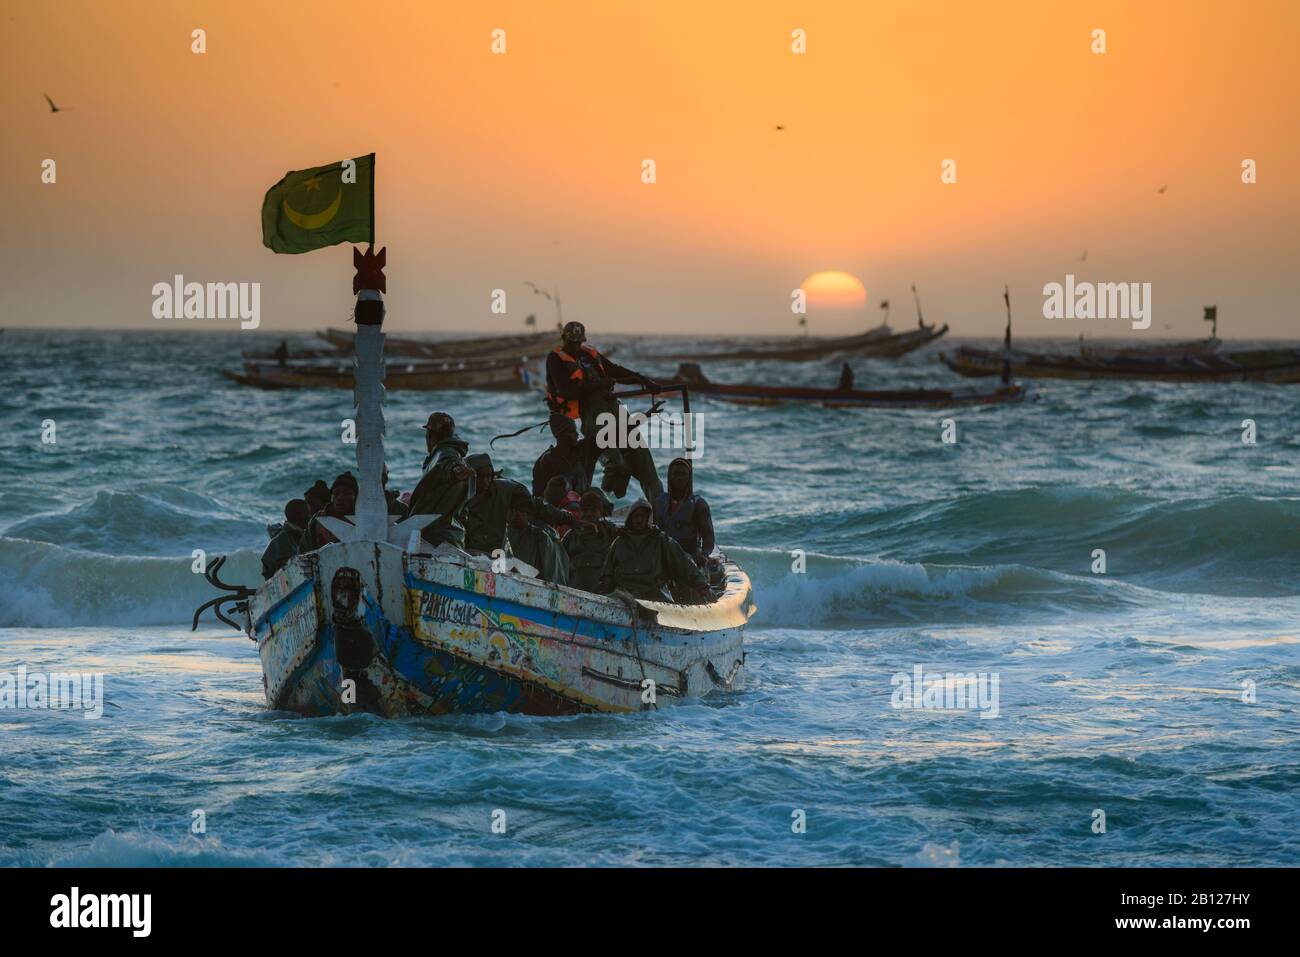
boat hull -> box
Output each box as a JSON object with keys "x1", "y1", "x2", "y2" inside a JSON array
[
  {"x1": 675, "y1": 379, "x2": 1024, "y2": 408},
  {"x1": 645, "y1": 324, "x2": 948, "y2": 362},
  {"x1": 940, "y1": 346, "x2": 1300, "y2": 383},
  {"x1": 249, "y1": 540, "x2": 753, "y2": 717},
  {"x1": 222, "y1": 361, "x2": 530, "y2": 391},
  {"x1": 318, "y1": 327, "x2": 555, "y2": 360}
]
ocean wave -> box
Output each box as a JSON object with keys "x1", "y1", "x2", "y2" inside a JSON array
[
  {"x1": 2, "y1": 487, "x2": 264, "y2": 556},
  {"x1": 732, "y1": 546, "x2": 1142, "y2": 628},
  {"x1": 24, "y1": 829, "x2": 278, "y2": 868},
  {"x1": 0, "y1": 537, "x2": 261, "y2": 627},
  {"x1": 740, "y1": 488, "x2": 1300, "y2": 597}
]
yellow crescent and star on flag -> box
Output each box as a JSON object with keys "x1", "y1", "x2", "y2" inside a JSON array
[{"x1": 260, "y1": 153, "x2": 375, "y2": 254}]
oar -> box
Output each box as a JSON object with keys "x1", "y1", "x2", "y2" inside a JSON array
[
  {"x1": 488, "y1": 381, "x2": 689, "y2": 448},
  {"x1": 609, "y1": 380, "x2": 689, "y2": 401}
]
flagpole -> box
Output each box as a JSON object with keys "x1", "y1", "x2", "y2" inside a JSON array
[{"x1": 369, "y1": 152, "x2": 376, "y2": 246}]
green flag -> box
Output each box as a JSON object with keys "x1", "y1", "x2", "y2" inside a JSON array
[{"x1": 261, "y1": 153, "x2": 374, "y2": 254}]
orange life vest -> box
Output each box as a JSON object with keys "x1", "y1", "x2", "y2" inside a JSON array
[{"x1": 546, "y1": 344, "x2": 602, "y2": 419}]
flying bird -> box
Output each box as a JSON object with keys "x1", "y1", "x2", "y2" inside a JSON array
[
  {"x1": 42, "y1": 93, "x2": 74, "y2": 113},
  {"x1": 775, "y1": 125, "x2": 785, "y2": 131},
  {"x1": 1157, "y1": 184, "x2": 1168, "y2": 194},
  {"x1": 1079, "y1": 250, "x2": 1087, "y2": 262},
  {"x1": 523, "y1": 281, "x2": 552, "y2": 301}
]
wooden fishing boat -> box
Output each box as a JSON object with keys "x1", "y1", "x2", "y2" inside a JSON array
[
  {"x1": 223, "y1": 355, "x2": 532, "y2": 391},
  {"x1": 241, "y1": 346, "x2": 352, "y2": 362},
  {"x1": 235, "y1": 537, "x2": 752, "y2": 717},
  {"x1": 1078, "y1": 337, "x2": 1219, "y2": 360},
  {"x1": 198, "y1": 255, "x2": 754, "y2": 718},
  {"x1": 940, "y1": 344, "x2": 1300, "y2": 383},
  {"x1": 317, "y1": 326, "x2": 555, "y2": 360},
  {"x1": 674, "y1": 364, "x2": 1024, "y2": 408},
  {"x1": 644, "y1": 322, "x2": 947, "y2": 362}
]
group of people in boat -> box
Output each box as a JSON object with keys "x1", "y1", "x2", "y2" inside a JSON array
[{"x1": 261, "y1": 320, "x2": 719, "y2": 605}]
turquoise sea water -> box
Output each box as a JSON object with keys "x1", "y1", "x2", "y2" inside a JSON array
[{"x1": 1, "y1": 329, "x2": 1297, "y2": 866}]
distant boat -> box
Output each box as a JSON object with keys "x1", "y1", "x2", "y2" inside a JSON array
[
  {"x1": 1077, "y1": 336, "x2": 1220, "y2": 360},
  {"x1": 241, "y1": 346, "x2": 353, "y2": 362},
  {"x1": 941, "y1": 302, "x2": 1299, "y2": 383},
  {"x1": 644, "y1": 322, "x2": 948, "y2": 362},
  {"x1": 674, "y1": 363, "x2": 1023, "y2": 408},
  {"x1": 940, "y1": 345, "x2": 1300, "y2": 383},
  {"x1": 317, "y1": 326, "x2": 555, "y2": 360},
  {"x1": 222, "y1": 354, "x2": 533, "y2": 391}
]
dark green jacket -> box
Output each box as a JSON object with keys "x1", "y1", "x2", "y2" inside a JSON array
[
  {"x1": 563, "y1": 520, "x2": 617, "y2": 593},
  {"x1": 261, "y1": 522, "x2": 305, "y2": 579},
  {"x1": 407, "y1": 435, "x2": 471, "y2": 546},
  {"x1": 507, "y1": 521, "x2": 570, "y2": 585},
  {"x1": 599, "y1": 527, "x2": 709, "y2": 602},
  {"x1": 463, "y1": 478, "x2": 528, "y2": 554}
]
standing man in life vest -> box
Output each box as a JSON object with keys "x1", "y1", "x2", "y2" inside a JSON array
[{"x1": 545, "y1": 320, "x2": 664, "y2": 503}]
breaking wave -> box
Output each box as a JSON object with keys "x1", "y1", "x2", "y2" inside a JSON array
[
  {"x1": 2, "y1": 487, "x2": 264, "y2": 556},
  {"x1": 733, "y1": 546, "x2": 1142, "y2": 629},
  {"x1": 742, "y1": 488, "x2": 1300, "y2": 598},
  {"x1": 0, "y1": 537, "x2": 260, "y2": 627}
]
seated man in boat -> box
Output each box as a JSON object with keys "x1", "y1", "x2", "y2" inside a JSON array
[
  {"x1": 407, "y1": 411, "x2": 473, "y2": 547},
  {"x1": 463, "y1": 452, "x2": 534, "y2": 555},
  {"x1": 304, "y1": 471, "x2": 358, "y2": 548},
  {"x1": 542, "y1": 475, "x2": 582, "y2": 538},
  {"x1": 304, "y1": 479, "x2": 330, "y2": 516},
  {"x1": 261, "y1": 498, "x2": 310, "y2": 578},
  {"x1": 531, "y1": 413, "x2": 593, "y2": 498},
  {"x1": 587, "y1": 487, "x2": 614, "y2": 518},
  {"x1": 564, "y1": 490, "x2": 619, "y2": 593},
  {"x1": 653, "y1": 458, "x2": 715, "y2": 569},
  {"x1": 545, "y1": 320, "x2": 664, "y2": 502},
  {"x1": 505, "y1": 486, "x2": 570, "y2": 585},
  {"x1": 464, "y1": 452, "x2": 576, "y2": 555},
  {"x1": 599, "y1": 499, "x2": 712, "y2": 604},
  {"x1": 837, "y1": 362, "x2": 854, "y2": 391}
]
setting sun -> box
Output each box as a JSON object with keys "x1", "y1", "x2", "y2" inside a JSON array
[{"x1": 800, "y1": 271, "x2": 868, "y2": 312}]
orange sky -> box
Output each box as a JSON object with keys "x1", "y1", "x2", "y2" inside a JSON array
[{"x1": 3, "y1": 0, "x2": 1297, "y2": 337}]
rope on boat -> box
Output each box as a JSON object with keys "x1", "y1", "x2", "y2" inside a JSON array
[{"x1": 489, "y1": 418, "x2": 549, "y2": 449}]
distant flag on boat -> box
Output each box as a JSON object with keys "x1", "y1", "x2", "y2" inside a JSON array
[
  {"x1": 1203, "y1": 305, "x2": 1217, "y2": 322},
  {"x1": 880, "y1": 300, "x2": 890, "y2": 310},
  {"x1": 261, "y1": 153, "x2": 375, "y2": 254}
]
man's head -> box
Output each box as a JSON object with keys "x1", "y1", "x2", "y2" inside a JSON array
[
  {"x1": 625, "y1": 499, "x2": 652, "y2": 533},
  {"x1": 561, "y1": 321, "x2": 586, "y2": 356},
  {"x1": 579, "y1": 489, "x2": 605, "y2": 524},
  {"x1": 544, "y1": 475, "x2": 570, "y2": 508},
  {"x1": 331, "y1": 472, "x2": 358, "y2": 514},
  {"x1": 284, "y1": 498, "x2": 311, "y2": 530},
  {"x1": 465, "y1": 453, "x2": 495, "y2": 491},
  {"x1": 668, "y1": 457, "x2": 692, "y2": 498},
  {"x1": 304, "y1": 480, "x2": 330, "y2": 513},
  {"x1": 422, "y1": 411, "x2": 455, "y2": 452},
  {"x1": 508, "y1": 486, "x2": 532, "y2": 530},
  {"x1": 548, "y1": 412, "x2": 578, "y2": 448}
]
